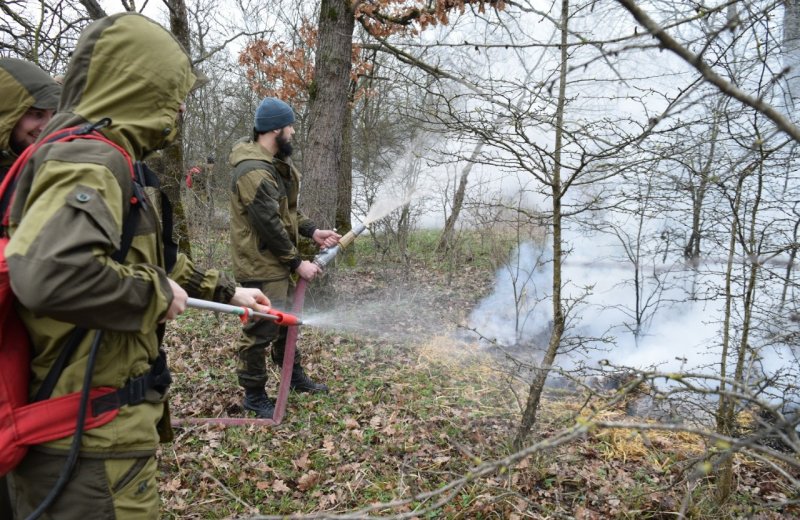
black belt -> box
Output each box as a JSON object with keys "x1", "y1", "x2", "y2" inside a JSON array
[{"x1": 91, "y1": 349, "x2": 172, "y2": 416}]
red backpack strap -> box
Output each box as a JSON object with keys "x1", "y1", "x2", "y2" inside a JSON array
[{"x1": 0, "y1": 118, "x2": 135, "y2": 227}]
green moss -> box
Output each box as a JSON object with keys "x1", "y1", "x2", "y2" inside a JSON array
[{"x1": 325, "y1": 6, "x2": 339, "y2": 21}]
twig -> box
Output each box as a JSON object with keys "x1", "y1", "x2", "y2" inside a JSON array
[{"x1": 203, "y1": 470, "x2": 258, "y2": 516}]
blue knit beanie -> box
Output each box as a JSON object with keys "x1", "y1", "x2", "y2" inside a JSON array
[{"x1": 254, "y1": 97, "x2": 295, "y2": 133}]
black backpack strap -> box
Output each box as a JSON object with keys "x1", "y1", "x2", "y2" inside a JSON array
[
  {"x1": 159, "y1": 191, "x2": 177, "y2": 273},
  {"x1": 90, "y1": 349, "x2": 172, "y2": 416},
  {"x1": 33, "y1": 328, "x2": 91, "y2": 402},
  {"x1": 117, "y1": 183, "x2": 143, "y2": 265},
  {"x1": 134, "y1": 162, "x2": 177, "y2": 273}
]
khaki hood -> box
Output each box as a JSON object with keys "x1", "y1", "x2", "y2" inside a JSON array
[
  {"x1": 229, "y1": 138, "x2": 275, "y2": 167},
  {"x1": 56, "y1": 13, "x2": 197, "y2": 158},
  {"x1": 0, "y1": 58, "x2": 61, "y2": 156}
]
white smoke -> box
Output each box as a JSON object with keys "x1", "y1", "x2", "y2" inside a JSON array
[{"x1": 468, "y1": 236, "x2": 799, "y2": 386}]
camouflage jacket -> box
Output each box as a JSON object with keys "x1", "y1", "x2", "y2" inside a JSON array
[
  {"x1": 5, "y1": 13, "x2": 235, "y2": 457},
  {"x1": 228, "y1": 140, "x2": 316, "y2": 282}
]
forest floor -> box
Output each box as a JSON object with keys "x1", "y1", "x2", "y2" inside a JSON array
[{"x1": 160, "y1": 230, "x2": 799, "y2": 519}]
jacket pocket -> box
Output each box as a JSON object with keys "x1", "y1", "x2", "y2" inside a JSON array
[{"x1": 63, "y1": 184, "x2": 122, "y2": 251}]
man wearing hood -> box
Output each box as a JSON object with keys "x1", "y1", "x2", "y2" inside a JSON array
[
  {"x1": 0, "y1": 55, "x2": 60, "y2": 520},
  {"x1": 0, "y1": 58, "x2": 61, "y2": 180},
  {"x1": 5, "y1": 13, "x2": 270, "y2": 518}
]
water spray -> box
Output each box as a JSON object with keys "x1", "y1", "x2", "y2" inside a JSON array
[
  {"x1": 186, "y1": 297, "x2": 302, "y2": 326},
  {"x1": 313, "y1": 221, "x2": 368, "y2": 268}
]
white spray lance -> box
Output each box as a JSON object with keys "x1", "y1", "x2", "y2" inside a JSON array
[
  {"x1": 186, "y1": 298, "x2": 302, "y2": 326},
  {"x1": 313, "y1": 221, "x2": 368, "y2": 267}
]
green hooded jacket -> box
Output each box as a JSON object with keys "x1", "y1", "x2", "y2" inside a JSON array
[
  {"x1": 0, "y1": 58, "x2": 60, "y2": 173},
  {"x1": 229, "y1": 139, "x2": 316, "y2": 282},
  {"x1": 5, "y1": 13, "x2": 235, "y2": 457}
]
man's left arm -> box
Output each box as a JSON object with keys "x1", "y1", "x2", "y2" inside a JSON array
[
  {"x1": 169, "y1": 254, "x2": 271, "y2": 311},
  {"x1": 168, "y1": 254, "x2": 235, "y2": 303},
  {"x1": 297, "y1": 211, "x2": 341, "y2": 248},
  {"x1": 297, "y1": 212, "x2": 316, "y2": 240}
]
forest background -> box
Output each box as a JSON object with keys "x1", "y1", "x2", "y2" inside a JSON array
[{"x1": 3, "y1": 0, "x2": 800, "y2": 518}]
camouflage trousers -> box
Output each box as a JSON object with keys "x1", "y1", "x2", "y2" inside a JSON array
[
  {"x1": 236, "y1": 278, "x2": 300, "y2": 390},
  {"x1": 1, "y1": 476, "x2": 11, "y2": 520},
  {"x1": 9, "y1": 449, "x2": 158, "y2": 519}
]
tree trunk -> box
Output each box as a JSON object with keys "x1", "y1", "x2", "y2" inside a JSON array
[
  {"x1": 336, "y1": 101, "x2": 353, "y2": 235},
  {"x1": 684, "y1": 111, "x2": 719, "y2": 263},
  {"x1": 513, "y1": 0, "x2": 569, "y2": 450},
  {"x1": 335, "y1": 101, "x2": 355, "y2": 268},
  {"x1": 302, "y1": 0, "x2": 356, "y2": 229},
  {"x1": 780, "y1": 217, "x2": 800, "y2": 308},
  {"x1": 437, "y1": 144, "x2": 482, "y2": 254},
  {"x1": 716, "y1": 154, "x2": 764, "y2": 503},
  {"x1": 783, "y1": 0, "x2": 800, "y2": 115},
  {"x1": 162, "y1": 0, "x2": 193, "y2": 258},
  {"x1": 715, "y1": 171, "x2": 744, "y2": 502}
]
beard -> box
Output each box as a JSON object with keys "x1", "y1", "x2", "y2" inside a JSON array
[
  {"x1": 276, "y1": 129, "x2": 293, "y2": 157},
  {"x1": 9, "y1": 135, "x2": 29, "y2": 155}
]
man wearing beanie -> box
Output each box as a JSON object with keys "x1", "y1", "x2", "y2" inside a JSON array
[
  {"x1": 0, "y1": 57, "x2": 60, "y2": 519},
  {"x1": 229, "y1": 97, "x2": 341, "y2": 418}
]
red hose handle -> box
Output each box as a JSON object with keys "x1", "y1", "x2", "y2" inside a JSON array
[{"x1": 265, "y1": 308, "x2": 301, "y2": 326}]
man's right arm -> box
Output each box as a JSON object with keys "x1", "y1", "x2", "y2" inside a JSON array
[{"x1": 6, "y1": 158, "x2": 173, "y2": 332}]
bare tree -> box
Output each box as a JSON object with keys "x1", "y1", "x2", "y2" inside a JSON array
[
  {"x1": 616, "y1": 0, "x2": 800, "y2": 143},
  {"x1": 154, "y1": 0, "x2": 194, "y2": 256},
  {"x1": 0, "y1": 1, "x2": 95, "y2": 69}
]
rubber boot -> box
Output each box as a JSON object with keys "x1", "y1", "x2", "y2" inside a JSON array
[
  {"x1": 290, "y1": 365, "x2": 329, "y2": 394},
  {"x1": 243, "y1": 388, "x2": 275, "y2": 418}
]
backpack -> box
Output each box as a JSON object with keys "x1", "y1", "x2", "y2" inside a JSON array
[{"x1": 0, "y1": 119, "x2": 154, "y2": 476}]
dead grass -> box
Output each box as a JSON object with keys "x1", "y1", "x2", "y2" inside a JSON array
[{"x1": 159, "y1": 228, "x2": 800, "y2": 519}]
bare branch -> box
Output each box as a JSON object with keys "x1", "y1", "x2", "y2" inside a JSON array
[{"x1": 616, "y1": 0, "x2": 800, "y2": 143}]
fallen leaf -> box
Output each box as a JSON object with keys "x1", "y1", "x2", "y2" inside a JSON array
[
  {"x1": 318, "y1": 493, "x2": 337, "y2": 508},
  {"x1": 294, "y1": 452, "x2": 310, "y2": 470},
  {"x1": 298, "y1": 471, "x2": 321, "y2": 491},
  {"x1": 272, "y1": 479, "x2": 290, "y2": 493}
]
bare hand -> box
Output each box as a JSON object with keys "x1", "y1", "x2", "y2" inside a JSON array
[
  {"x1": 229, "y1": 287, "x2": 271, "y2": 313},
  {"x1": 295, "y1": 260, "x2": 321, "y2": 281},
  {"x1": 313, "y1": 229, "x2": 341, "y2": 249},
  {"x1": 162, "y1": 278, "x2": 188, "y2": 322}
]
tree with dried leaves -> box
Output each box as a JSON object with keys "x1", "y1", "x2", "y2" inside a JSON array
[{"x1": 238, "y1": 0, "x2": 506, "y2": 234}]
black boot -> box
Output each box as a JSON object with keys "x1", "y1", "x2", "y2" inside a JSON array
[
  {"x1": 290, "y1": 365, "x2": 329, "y2": 394},
  {"x1": 243, "y1": 388, "x2": 275, "y2": 418}
]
